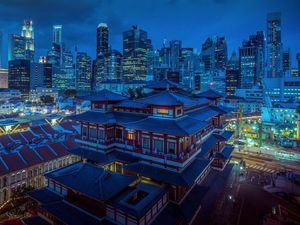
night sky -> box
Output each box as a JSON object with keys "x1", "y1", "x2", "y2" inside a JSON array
[{"x1": 0, "y1": 0, "x2": 300, "y2": 67}]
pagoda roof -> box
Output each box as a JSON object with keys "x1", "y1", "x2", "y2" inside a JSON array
[
  {"x1": 215, "y1": 144, "x2": 234, "y2": 160},
  {"x1": 80, "y1": 89, "x2": 128, "y2": 102},
  {"x1": 195, "y1": 89, "x2": 224, "y2": 99},
  {"x1": 139, "y1": 90, "x2": 209, "y2": 106},
  {"x1": 124, "y1": 116, "x2": 209, "y2": 136},
  {"x1": 124, "y1": 159, "x2": 210, "y2": 186},
  {"x1": 144, "y1": 79, "x2": 185, "y2": 90},
  {"x1": 68, "y1": 110, "x2": 147, "y2": 124},
  {"x1": 114, "y1": 99, "x2": 149, "y2": 109},
  {"x1": 46, "y1": 162, "x2": 137, "y2": 201}
]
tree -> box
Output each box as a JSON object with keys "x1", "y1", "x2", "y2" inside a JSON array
[
  {"x1": 135, "y1": 87, "x2": 145, "y2": 98},
  {"x1": 127, "y1": 88, "x2": 135, "y2": 99},
  {"x1": 40, "y1": 95, "x2": 54, "y2": 104}
]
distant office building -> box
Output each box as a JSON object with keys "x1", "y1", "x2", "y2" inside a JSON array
[
  {"x1": 291, "y1": 68, "x2": 299, "y2": 77},
  {"x1": 123, "y1": 26, "x2": 152, "y2": 81},
  {"x1": 167, "y1": 71, "x2": 180, "y2": 83},
  {"x1": 76, "y1": 52, "x2": 92, "y2": 93},
  {"x1": 282, "y1": 48, "x2": 291, "y2": 73},
  {"x1": 297, "y1": 53, "x2": 300, "y2": 77},
  {"x1": 146, "y1": 49, "x2": 160, "y2": 79},
  {"x1": 21, "y1": 19, "x2": 34, "y2": 62},
  {"x1": 181, "y1": 48, "x2": 199, "y2": 88},
  {"x1": 8, "y1": 59, "x2": 31, "y2": 98},
  {"x1": 52, "y1": 66, "x2": 75, "y2": 91},
  {"x1": 47, "y1": 42, "x2": 62, "y2": 67},
  {"x1": 0, "y1": 68, "x2": 8, "y2": 88},
  {"x1": 29, "y1": 87, "x2": 58, "y2": 103},
  {"x1": 53, "y1": 25, "x2": 62, "y2": 45},
  {"x1": 105, "y1": 50, "x2": 122, "y2": 80},
  {"x1": 239, "y1": 31, "x2": 265, "y2": 89},
  {"x1": 159, "y1": 41, "x2": 170, "y2": 67},
  {"x1": 8, "y1": 34, "x2": 26, "y2": 61},
  {"x1": 39, "y1": 56, "x2": 48, "y2": 64},
  {"x1": 170, "y1": 40, "x2": 181, "y2": 72},
  {"x1": 225, "y1": 52, "x2": 239, "y2": 96},
  {"x1": 96, "y1": 23, "x2": 109, "y2": 57},
  {"x1": 194, "y1": 71, "x2": 201, "y2": 91},
  {"x1": 30, "y1": 63, "x2": 44, "y2": 89},
  {"x1": 201, "y1": 36, "x2": 227, "y2": 72},
  {"x1": 0, "y1": 31, "x2": 2, "y2": 67},
  {"x1": 266, "y1": 12, "x2": 283, "y2": 78},
  {"x1": 43, "y1": 63, "x2": 53, "y2": 88}
]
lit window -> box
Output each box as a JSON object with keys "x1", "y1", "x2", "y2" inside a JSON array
[
  {"x1": 128, "y1": 132, "x2": 134, "y2": 140},
  {"x1": 157, "y1": 109, "x2": 169, "y2": 114}
]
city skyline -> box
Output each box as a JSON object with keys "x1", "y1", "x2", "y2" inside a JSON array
[{"x1": 0, "y1": 0, "x2": 300, "y2": 67}]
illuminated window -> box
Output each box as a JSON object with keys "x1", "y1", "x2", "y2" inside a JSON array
[
  {"x1": 157, "y1": 108, "x2": 169, "y2": 114},
  {"x1": 128, "y1": 132, "x2": 134, "y2": 140}
]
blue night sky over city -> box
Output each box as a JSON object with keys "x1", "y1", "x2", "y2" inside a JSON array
[{"x1": 0, "y1": 0, "x2": 300, "y2": 67}]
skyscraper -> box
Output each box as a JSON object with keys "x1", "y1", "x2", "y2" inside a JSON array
[
  {"x1": 53, "y1": 25, "x2": 62, "y2": 45},
  {"x1": 0, "y1": 68, "x2": 8, "y2": 88},
  {"x1": 8, "y1": 34, "x2": 27, "y2": 61},
  {"x1": 96, "y1": 23, "x2": 109, "y2": 57},
  {"x1": 169, "y1": 40, "x2": 181, "y2": 72},
  {"x1": 239, "y1": 31, "x2": 265, "y2": 89},
  {"x1": 225, "y1": 52, "x2": 239, "y2": 96},
  {"x1": 201, "y1": 36, "x2": 228, "y2": 72},
  {"x1": 266, "y1": 12, "x2": 282, "y2": 78},
  {"x1": 282, "y1": 48, "x2": 291, "y2": 73},
  {"x1": 21, "y1": 19, "x2": 34, "y2": 62},
  {"x1": 0, "y1": 31, "x2": 2, "y2": 67},
  {"x1": 76, "y1": 52, "x2": 92, "y2": 93},
  {"x1": 105, "y1": 50, "x2": 123, "y2": 80},
  {"x1": 297, "y1": 53, "x2": 300, "y2": 77},
  {"x1": 123, "y1": 26, "x2": 152, "y2": 81},
  {"x1": 8, "y1": 59, "x2": 31, "y2": 98}
]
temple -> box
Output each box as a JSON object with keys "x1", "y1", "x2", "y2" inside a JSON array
[{"x1": 27, "y1": 82, "x2": 234, "y2": 225}]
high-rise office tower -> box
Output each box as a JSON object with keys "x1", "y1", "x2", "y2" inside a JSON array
[
  {"x1": 0, "y1": 31, "x2": 2, "y2": 67},
  {"x1": 30, "y1": 63, "x2": 44, "y2": 89},
  {"x1": 225, "y1": 52, "x2": 239, "y2": 96},
  {"x1": 21, "y1": 19, "x2": 34, "y2": 62},
  {"x1": 0, "y1": 68, "x2": 8, "y2": 88},
  {"x1": 239, "y1": 31, "x2": 265, "y2": 89},
  {"x1": 201, "y1": 36, "x2": 228, "y2": 72},
  {"x1": 105, "y1": 50, "x2": 122, "y2": 80},
  {"x1": 123, "y1": 26, "x2": 152, "y2": 81},
  {"x1": 297, "y1": 54, "x2": 300, "y2": 77},
  {"x1": 96, "y1": 23, "x2": 109, "y2": 57},
  {"x1": 53, "y1": 25, "x2": 62, "y2": 45},
  {"x1": 146, "y1": 49, "x2": 160, "y2": 79},
  {"x1": 266, "y1": 12, "x2": 283, "y2": 78},
  {"x1": 169, "y1": 40, "x2": 181, "y2": 72},
  {"x1": 159, "y1": 41, "x2": 170, "y2": 67},
  {"x1": 181, "y1": 48, "x2": 199, "y2": 88},
  {"x1": 8, "y1": 34, "x2": 27, "y2": 61},
  {"x1": 76, "y1": 52, "x2": 92, "y2": 93},
  {"x1": 8, "y1": 59, "x2": 31, "y2": 98},
  {"x1": 282, "y1": 48, "x2": 291, "y2": 73}
]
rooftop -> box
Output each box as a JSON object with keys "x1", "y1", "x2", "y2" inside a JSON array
[
  {"x1": 46, "y1": 162, "x2": 137, "y2": 201},
  {"x1": 80, "y1": 89, "x2": 128, "y2": 102}
]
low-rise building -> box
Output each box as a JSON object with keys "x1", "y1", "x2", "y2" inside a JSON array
[{"x1": 29, "y1": 87, "x2": 59, "y2": 103}]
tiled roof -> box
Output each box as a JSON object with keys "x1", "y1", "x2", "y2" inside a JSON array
[
  {"x1": 139, "y1": 90, "x2": 204, "y2": 106},
  {"x1": 28, "y1": 188, "x2": 63, "y2": 204},
  {"x1": 20, "y1": 131, "x2": 37, "y2": 143},
  {"x1": 9, "y1": 132, "x2": 27, "y2": 144},
  {"x1": 124, "y1": 159, "x2": 210, "y2": 186},
  {"x1": 19, "y1": 146, "x2": 44, "y2": 166},
  {"x1": 41, "y1": 201, "x2": 101, "y2": 225},
  {"x1": 35, "y1": 146, "x2": 57, "y2": 161},
  {"x1": 195, "y1": 89, "x2": 224, "y2": 99},
  {"x1": 124, "y1": 116, "x2": 209, "y2": 136},
  {"x1": 81, "y1": 89, "x2": 128, "y2": 102},
  {"x1": 63, "y1": 139, "x2": 79, "y2": 150},
  {"x1": 30, "y1": 126, "x2": 48, "y2": 137},
  {"x1": 46, "y1": 162, "x2": 137, "y2": 201},
  {"x1": 48, "y1": 142, "x2": 69, "y2": 157},
  {"x1": 0, "y1": 135, "x2": 14, "y2": 149},
  {"x1": 114, "y1": 99, "x2": 149, "y2": 109},
  {"x1": 1, "y1": 152, "x2": 27, "y2": 172},
  {"x1": 68, "y1": 111, "x2": 147, "y2": 125},
  {"x1": 187, "y1": 106, "x2": 220, "y2": 120}
]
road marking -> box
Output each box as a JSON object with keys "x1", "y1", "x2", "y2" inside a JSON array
[{"x1": 246, "y1": 164, "x2": 275, "y2": 173}]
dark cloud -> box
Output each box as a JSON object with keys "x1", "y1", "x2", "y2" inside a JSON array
[{"x1": 0, "y1": 0, "x2": 299, "y2": 66}]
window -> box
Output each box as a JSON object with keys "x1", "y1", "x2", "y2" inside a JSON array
[
  {"x1": 90, "y1": 127, "x2": 97, "y2": 139},
  {"x1": 177, "y1": 109, "x2": 182, "y2": 115},
  {"x1": 168, "y1": 141, "x2": 176, "y2": 154},
  {"x1": 98, "y1": 128, "x2": 104, "y2": 140},
  {"x1": 157, "y1": 108, "x2": 169, "y2": 114},
  {"x1": 116, "y1": 128, "x2": 123, "y2": 139},
  {"x1": 142, "y1": 137, "x2": 150, "y2": 150},
  {"x1": 82, "y1": 125, "x2": 87, "y2": 136},
  {"x1": 128, "y1": 132, "x2": 134, "y2": 140},
  {"x1": 153, "y1": 139, "x2": 164, "y2": 154}
]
